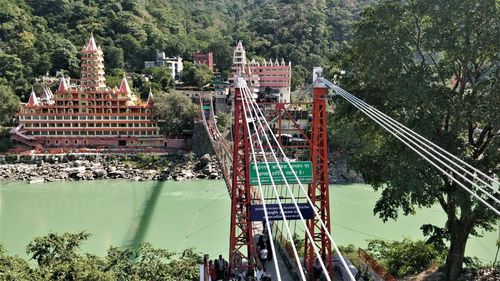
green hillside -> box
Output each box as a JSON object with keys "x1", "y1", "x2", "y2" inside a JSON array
[{"x1": 0, "y1": 0, "x2": 373, "y2": 99}]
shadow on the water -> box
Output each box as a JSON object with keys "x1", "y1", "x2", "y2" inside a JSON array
[{"x1": 122, "y1": 180, "x2": 165, "y2": 250}]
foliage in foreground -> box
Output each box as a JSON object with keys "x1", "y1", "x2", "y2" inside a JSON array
[
  {"x1": 0, "y1": 232, "x2": 203, "y2": 281},
  {"x1": 329, "y1": 0, "x2": 499, "y2": 280},
  {"x1": 367, "y1": 239, "x2": 446, "y2": 278}
]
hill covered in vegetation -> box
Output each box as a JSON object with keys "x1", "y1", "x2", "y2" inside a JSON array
[{"x1": 0, "y1": 0, "x2": 374, "y2": 100}]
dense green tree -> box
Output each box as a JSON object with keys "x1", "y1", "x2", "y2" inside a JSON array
[
  {"x1": 105, "y1": 45, "x2": 125, "y2": 70},
  {"x1": 144, "y1": 66, "x2": 174, "y2": 93},
  {"x1": 291, "y1": 65, "x2": 309, "y2": 91},
  {"x1": 152, "y1": 92, "x2": 198, "y2": 136},
  {"x1": 367, "y1": 239, "x2": 446, "y2": 278},
  {"x1": 207, "y1": 40, "x2": 234, "y2": 76},
  {"x1": 181, "y1": 62, "x2": 214, "y2": 89},
  {"x1": 216, "y1": 112, "x2": 229, "y2": 131},
  {"x1": 0, "y1": 84, "x2": 20, "y2": 126},
  {"x1": 331, "y1": 0, "x2": 499, "y2": 280}
]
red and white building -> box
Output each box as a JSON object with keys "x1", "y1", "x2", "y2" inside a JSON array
[
  {"x1": 228, "y1": 41, "x2": 292, "y2": 102},
  {"x1": 193, "y1": 52, "x2": 214, "y2": 71},
  {"x1": 11, "y1": 35, "x2": 165, "y2": 149}
]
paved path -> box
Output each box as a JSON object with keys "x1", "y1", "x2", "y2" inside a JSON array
[{"x1": 253, "y1": 222, "x2": 297, "y2": 281}]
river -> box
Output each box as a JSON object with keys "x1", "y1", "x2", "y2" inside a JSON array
[{"x1": 0, "y1": 180, "x2": 497, "y2": 263}]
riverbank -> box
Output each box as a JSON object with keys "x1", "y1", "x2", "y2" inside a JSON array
[
  {"x1": 0, "y1": 151, "x2": 364, "y2": 184},
  {"x1": 0, "y1": 153, "x2": 223, "y2": 183}
]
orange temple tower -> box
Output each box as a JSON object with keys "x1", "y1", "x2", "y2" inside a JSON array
[{"x1": 11, "y1": 35, "x2": 165, "y2": 150}]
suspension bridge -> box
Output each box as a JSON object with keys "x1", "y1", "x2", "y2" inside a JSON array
[{"x1": 199, "y1": 69, "x2": 500, "y2": 281}]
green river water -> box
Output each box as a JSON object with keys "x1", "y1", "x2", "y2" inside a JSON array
[{"x1": 0, "y1": 180, "x2": 497, "y2": 263}]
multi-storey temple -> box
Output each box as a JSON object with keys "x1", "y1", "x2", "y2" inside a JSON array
[
  {"x1": 11, "y1": 35, "x2": 165, "y2": 150},
  {"x1": 229, "y1": 41, "x2": 292, "y2": 103}
]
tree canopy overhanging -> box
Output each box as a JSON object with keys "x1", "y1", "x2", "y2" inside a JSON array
[{"x1": 328, "y1": 0, "x2": 499, "y2": 280}]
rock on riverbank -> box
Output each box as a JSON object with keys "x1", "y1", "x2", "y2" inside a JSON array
[{"x1": 0, "y1": 154, "x2": 223, "y2": 183}]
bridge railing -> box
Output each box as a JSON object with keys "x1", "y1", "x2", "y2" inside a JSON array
[
  {"x1": 358, "y1": 249, "x2": 397, "y2": 281},
  {"x1": 199, "y1": 98, "x2": 233, "y2": 196}
]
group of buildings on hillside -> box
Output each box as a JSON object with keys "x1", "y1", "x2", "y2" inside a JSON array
[
  {"x1": 144, "y1": 51, "x2": 214, "y2": 81},
  {"x1": 9, "y1": 35, "x2": 292, "y2": 151}
]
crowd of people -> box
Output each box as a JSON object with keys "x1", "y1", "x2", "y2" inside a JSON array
[{"x1": 204, "y1": 234, "x2": 273, "y2": 281}]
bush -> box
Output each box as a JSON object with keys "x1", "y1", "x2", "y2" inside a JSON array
[
  {"x1": 367, "y1": 239, "x2": 446, "y2": 278},
  {"x1": 4, "y1": 153, "x2": 17, "y2": 163},
  {"x1": 0, "y1": 232, "x2": 203, "y2": 280}
]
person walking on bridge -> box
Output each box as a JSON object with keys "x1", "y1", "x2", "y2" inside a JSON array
[
  {"x1": 259, "y1": 246, "x2": 268, "y2": 271},
  {"x1": 215, "y1": 255, "x2": 226, "y2": 280}
]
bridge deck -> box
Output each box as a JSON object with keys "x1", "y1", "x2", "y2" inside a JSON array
[{"x1": 252, "y1": 222, "x2": 297, "y2": 281}]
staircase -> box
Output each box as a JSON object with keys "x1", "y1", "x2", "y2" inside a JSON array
[{"x1": 10, "y1": 125, "x2": 37, "y2": 147}]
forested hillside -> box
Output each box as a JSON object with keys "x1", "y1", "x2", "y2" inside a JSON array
[{"x1": 0, "y1": 0, "x2": 373, "y2": 100}]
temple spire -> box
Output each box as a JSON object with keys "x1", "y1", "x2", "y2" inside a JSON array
[
  {"x1": 57, "y1": 76, "x2": 68, "y2": 92},
  {"x1": 86, "y1": 32, "x2": 97, "y2": 51},
  {"x1": 233, "y1": 41, "x2": 247, "y2": 69},
  {"x1": 119, "y1": 74, "x2": 131, "y2": 94},
  {"x1": 27, "y1": 88, "x2": 39, "y2": 106},
  {"x1": 147, "y1": 88, "x2": 154, "y2": 105}
]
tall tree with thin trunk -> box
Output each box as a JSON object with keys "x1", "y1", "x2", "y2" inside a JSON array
[{"x1": 331, "y1": 1, "x2": 499, "y2": 280}]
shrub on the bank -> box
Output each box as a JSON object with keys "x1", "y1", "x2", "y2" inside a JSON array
[
  {"x1": 367, "y1": 239, "x2": 446, "y2": 278},
  {"x1": 0, "y1": 136, "x2": 13, "y2": 152},
  {"x1": 0, "y1": 232, "x2": 203, "y2": 280},
  {"x1": 19, "y1": 155, "x2": 32, "y2": 163},
  {"x1": 4, "y1": 153, "x2": 17, "y2": 163}
]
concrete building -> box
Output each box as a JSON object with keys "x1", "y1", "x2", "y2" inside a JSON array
[
  {"x1": 11, "y1": 35, "x2": 165, "y2": 149},
  {"x1": 228, "y1": 41, "x2": 292, "y2": 103},
  {"x1": 193, "y1": 52, "x2": 214, "y2": 71},
  {"x1": 144, "y1": 52, "x2": 184, "y2": 80}
]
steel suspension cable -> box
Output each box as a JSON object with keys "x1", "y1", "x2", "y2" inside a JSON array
[
  {"x1": 241, "y1": 84, "x2": 329, "y2": 280},
  {"x1": 321, "y1": 81, "x2": 499, "y2": 215},
  {"x1": 334, "y1": 87, "x2": 500, "y2": 206},
  {"x1": 238, "y1": 79, "x2": 306, "y2": 280},
  {"x1": 241, "y1": 82, "x2": 332, "y2": 280},
  {"x1": 239, "y1": 85, "x2": 282, "y2": 280},
  {"x1": 323, "y1": 79, "x2": 500, "y2": 194},
  {"x1": 241, "y1": 81, "x2": 355, "y2": 281}
]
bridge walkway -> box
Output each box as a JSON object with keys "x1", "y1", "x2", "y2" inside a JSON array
[{"x1": 252, "y1": 222, "x2": 297, "y2": 281}]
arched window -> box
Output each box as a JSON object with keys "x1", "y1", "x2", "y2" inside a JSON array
[
  {"x1": 68, "y1": 109, "x2": 73, "y2": 113},
  {"x1": 88, "y1": 109, "x2": 93, "y2": 114},
  {"x1": 66, "y1": 94, "x2": 72, "y2": 99},
  {"x1": 107, "y1": 109, "x2": 112, "y2": 113}
]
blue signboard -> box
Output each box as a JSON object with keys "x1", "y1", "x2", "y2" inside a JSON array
[{"x1": 251, "y1": 203, "x2": 314, "y2": 221}]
